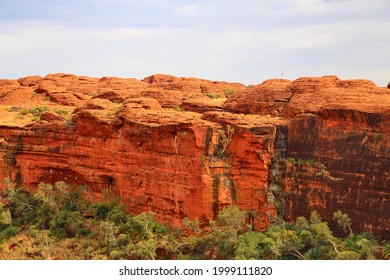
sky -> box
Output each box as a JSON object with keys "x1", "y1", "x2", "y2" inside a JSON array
[{"x1": 0, "y1": 0, "x2": 389, "y2": 86}]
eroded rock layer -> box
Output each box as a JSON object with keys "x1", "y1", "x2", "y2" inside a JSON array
[{"x1": 0, "y1": 73, "x2": 389, "y2": 237}]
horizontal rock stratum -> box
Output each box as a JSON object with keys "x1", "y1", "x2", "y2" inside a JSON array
[{"x1": 0, "y1": 73, "x2": 389, "y2": 238}]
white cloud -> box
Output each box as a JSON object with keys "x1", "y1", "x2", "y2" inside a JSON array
[
  {"x1": 173, "y1": 5, "x2": 200, "y2": 15},
  {"x1": 90, "y1": 28, "x2": 156, "y2": 40},
  {"x1": 262, "y1": 26, "x2": 338, "y2": 50}
]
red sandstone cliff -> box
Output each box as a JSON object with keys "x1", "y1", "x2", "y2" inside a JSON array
[
  {"x1": 0, "y1": 73, "x2": 389, "y2": 238},
  {"x1": 225, "y1": 75, "x2": 390, "y2": 237}
]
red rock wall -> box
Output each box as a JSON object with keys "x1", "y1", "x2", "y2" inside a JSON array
[
  {"x1": 0, "y1": 108, "x2": 278, "y2": 230},
  {"x1": 284, "y1": 112, "x2": 390, "y2": 238},
  {"x1": 223, "y1": 76, "x2": 390, "y2": 238}
]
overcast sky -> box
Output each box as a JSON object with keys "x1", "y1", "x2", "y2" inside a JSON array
[{"x1": 0, "y1": 0, "x2": 389, "y2": 86}]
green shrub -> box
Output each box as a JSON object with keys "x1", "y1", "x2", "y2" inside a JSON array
[
  {"x1": 109, "y1": 249, "x2": 124, "y2": 260},
  {"x1": 223, "y1": 89, "x2": 235, "y2": 98},
  {"x1": 297, "y1": 159, "x2": 305, "y2": 166},
  {"x1": 116, "y1": 233, "x2": 129, "y2": 247},
  {"x1": 6, "y1": 106, "x2": 22, "y2": 112},
  {"x1": 29, "y1": 106, "x2": 49, "y2": 116},
  {"x1": 54, "y1": 109, "x2": 69, "y2": 116},
  {"x1": 49, "y1": 209, "x2": 85, "y2": 239},
  {"x1": 174, "y1": 106, "x2": 184, "y2": 112},
  {"x1": 95, "y1": 204, "x2": 110, "y2": 220},
  {"x1": 286, "y1": 157, "x2": 296, "y2": 164},
  {"x1": 19, "y1": 109, "x2": 29, "y2": 115},
  {"x1": 17, "y1": 106, "x2": 50, "y2": 119},
  {"x1": 336, "y1": 250, "x2": 360, "y2": 260},
  {"x1": 77, "y1": 228, "x2": 92, "y2": 237},
  {"x1": 205, "y1": 93, "x2": 218, "y2": 99},
  {"x1": 0, "y1": 226, "x2": 21, "y2": 242},
  {"x1": 306, "y1": 159, "x2": 315, "y2": 167}
]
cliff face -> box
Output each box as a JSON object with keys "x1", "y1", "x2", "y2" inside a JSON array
[
  {"x1": 285, "y1": 113, "x2": 389, "y2": 237},
  {"x1": 225, "y1": 76, "x2": 390, "y2": 238},
  {"x1": 0, "y1": 74, "x2": 277, "y2": 230},
  {"x1": 0, "y1": 74, "x2": 389, "y2": 237}
]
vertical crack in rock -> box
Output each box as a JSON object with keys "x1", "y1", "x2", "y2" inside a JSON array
[
  {"x1": 267, "y1": 125, "x2": 288, "y2": 223},
  {"x1": 212, "y1": 175, "x2": 220, "y2": 218}
]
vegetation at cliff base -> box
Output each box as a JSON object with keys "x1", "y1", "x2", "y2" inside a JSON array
[{"x1": 0, "y1": 179, "x2": 388, "y2": 260}]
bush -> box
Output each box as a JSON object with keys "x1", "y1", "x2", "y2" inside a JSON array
[
  {"x1": 77, "y1": 228, "x2": 92, "y2": 237},
  {"x1": 97, "y1": 221, "x2": 118, "y2": 247},
  {"x1": 49, "y1": 209, "x2": 85, "y2": 239},
  {"x1": 29, "y1": 106, "x2": 49, "y2": 116},
  {"x1": 0, "y1": 226, "x2": 21, "y2": 242},
  {"x1": 109, "y1": 250, "x2": 124, "y2": 260},
  {"x1": 335, "y1": 250, "x2": 360, "y2": 260},
  {"x1": 95, "y1": 204, "x2": 110, "y2": 220},
  {"x1": 54, "y1": 109, "x2": 69, "y2": 116},
  {"x1": 19, "y1": 109, "x2": 29, "y2": 115},
  {"x1": 205, "y1": 93, "x2": 219, "y2": 99},
  {"x1": 235, "y1": 231, "x2": 265, "y2": 260},
  {"x1": 216, "y1": 205, "x2": 245, "y2": 230},
  {"x1": 223, "y1": 89, "x2": 235, "y2": 98},
  {"x1": 17, "y1": 106, "x2": 50, "y2": 120},
  {"x1": 174, "y1": 106, "x2": 184, "y2": 112}
]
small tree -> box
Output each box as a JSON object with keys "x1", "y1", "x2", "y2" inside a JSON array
[
  {"x1": 2, "y1": 177, "x2": 15, "y2": 196},
  {"x1": 35, "y1": 230, "x2": 55, "y2": 260},
  {"x1": 333, "y1": 210, "x2": 352, "y2": 234},
  {"x1": 235, "y1": 231, "x2": 266, "y2": 260},
  {"x1": 216, "y1": 125, "x2": 234, "y2": 157},
  {"x1": 216, "y1": 205, "x2": 245, "y2": 231},
  {"x1": 0, "y1": 209, "x2": 13, "y2": 227},
  {"x1": 131, "y1": 237, "x2": 157, "y2": 260},
  {"x1": 98, "y1": 221, "x2": 118, "y2": 248},
  {"x1": 34, "y1": 183, "x2": 60, "y2": 213},
  {"x1": 182, "y1": 217, "x2": 201, "y2": 235},
  {"x1": 216, "y1": 205, "x2": 246, "y2": 243}
]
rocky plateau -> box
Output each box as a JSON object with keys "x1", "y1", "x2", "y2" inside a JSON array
[{"x1": 0, "y1": 73, "x2": 389, "y2": 238}]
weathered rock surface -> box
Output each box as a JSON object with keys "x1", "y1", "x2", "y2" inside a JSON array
[
  {"x1": 225, "y1": 75, "x2": 390, "y2": 237},
  {"x1": 0, "y1": 73, "x2": 389, "y2": 238}
]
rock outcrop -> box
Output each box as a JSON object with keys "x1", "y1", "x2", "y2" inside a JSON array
[
  {"x1": 225, "y1": 76, "x2": 390, "y2": 237},
  {"x1": 0, "y1": 73, "x2": 389, "y2": 238}
]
